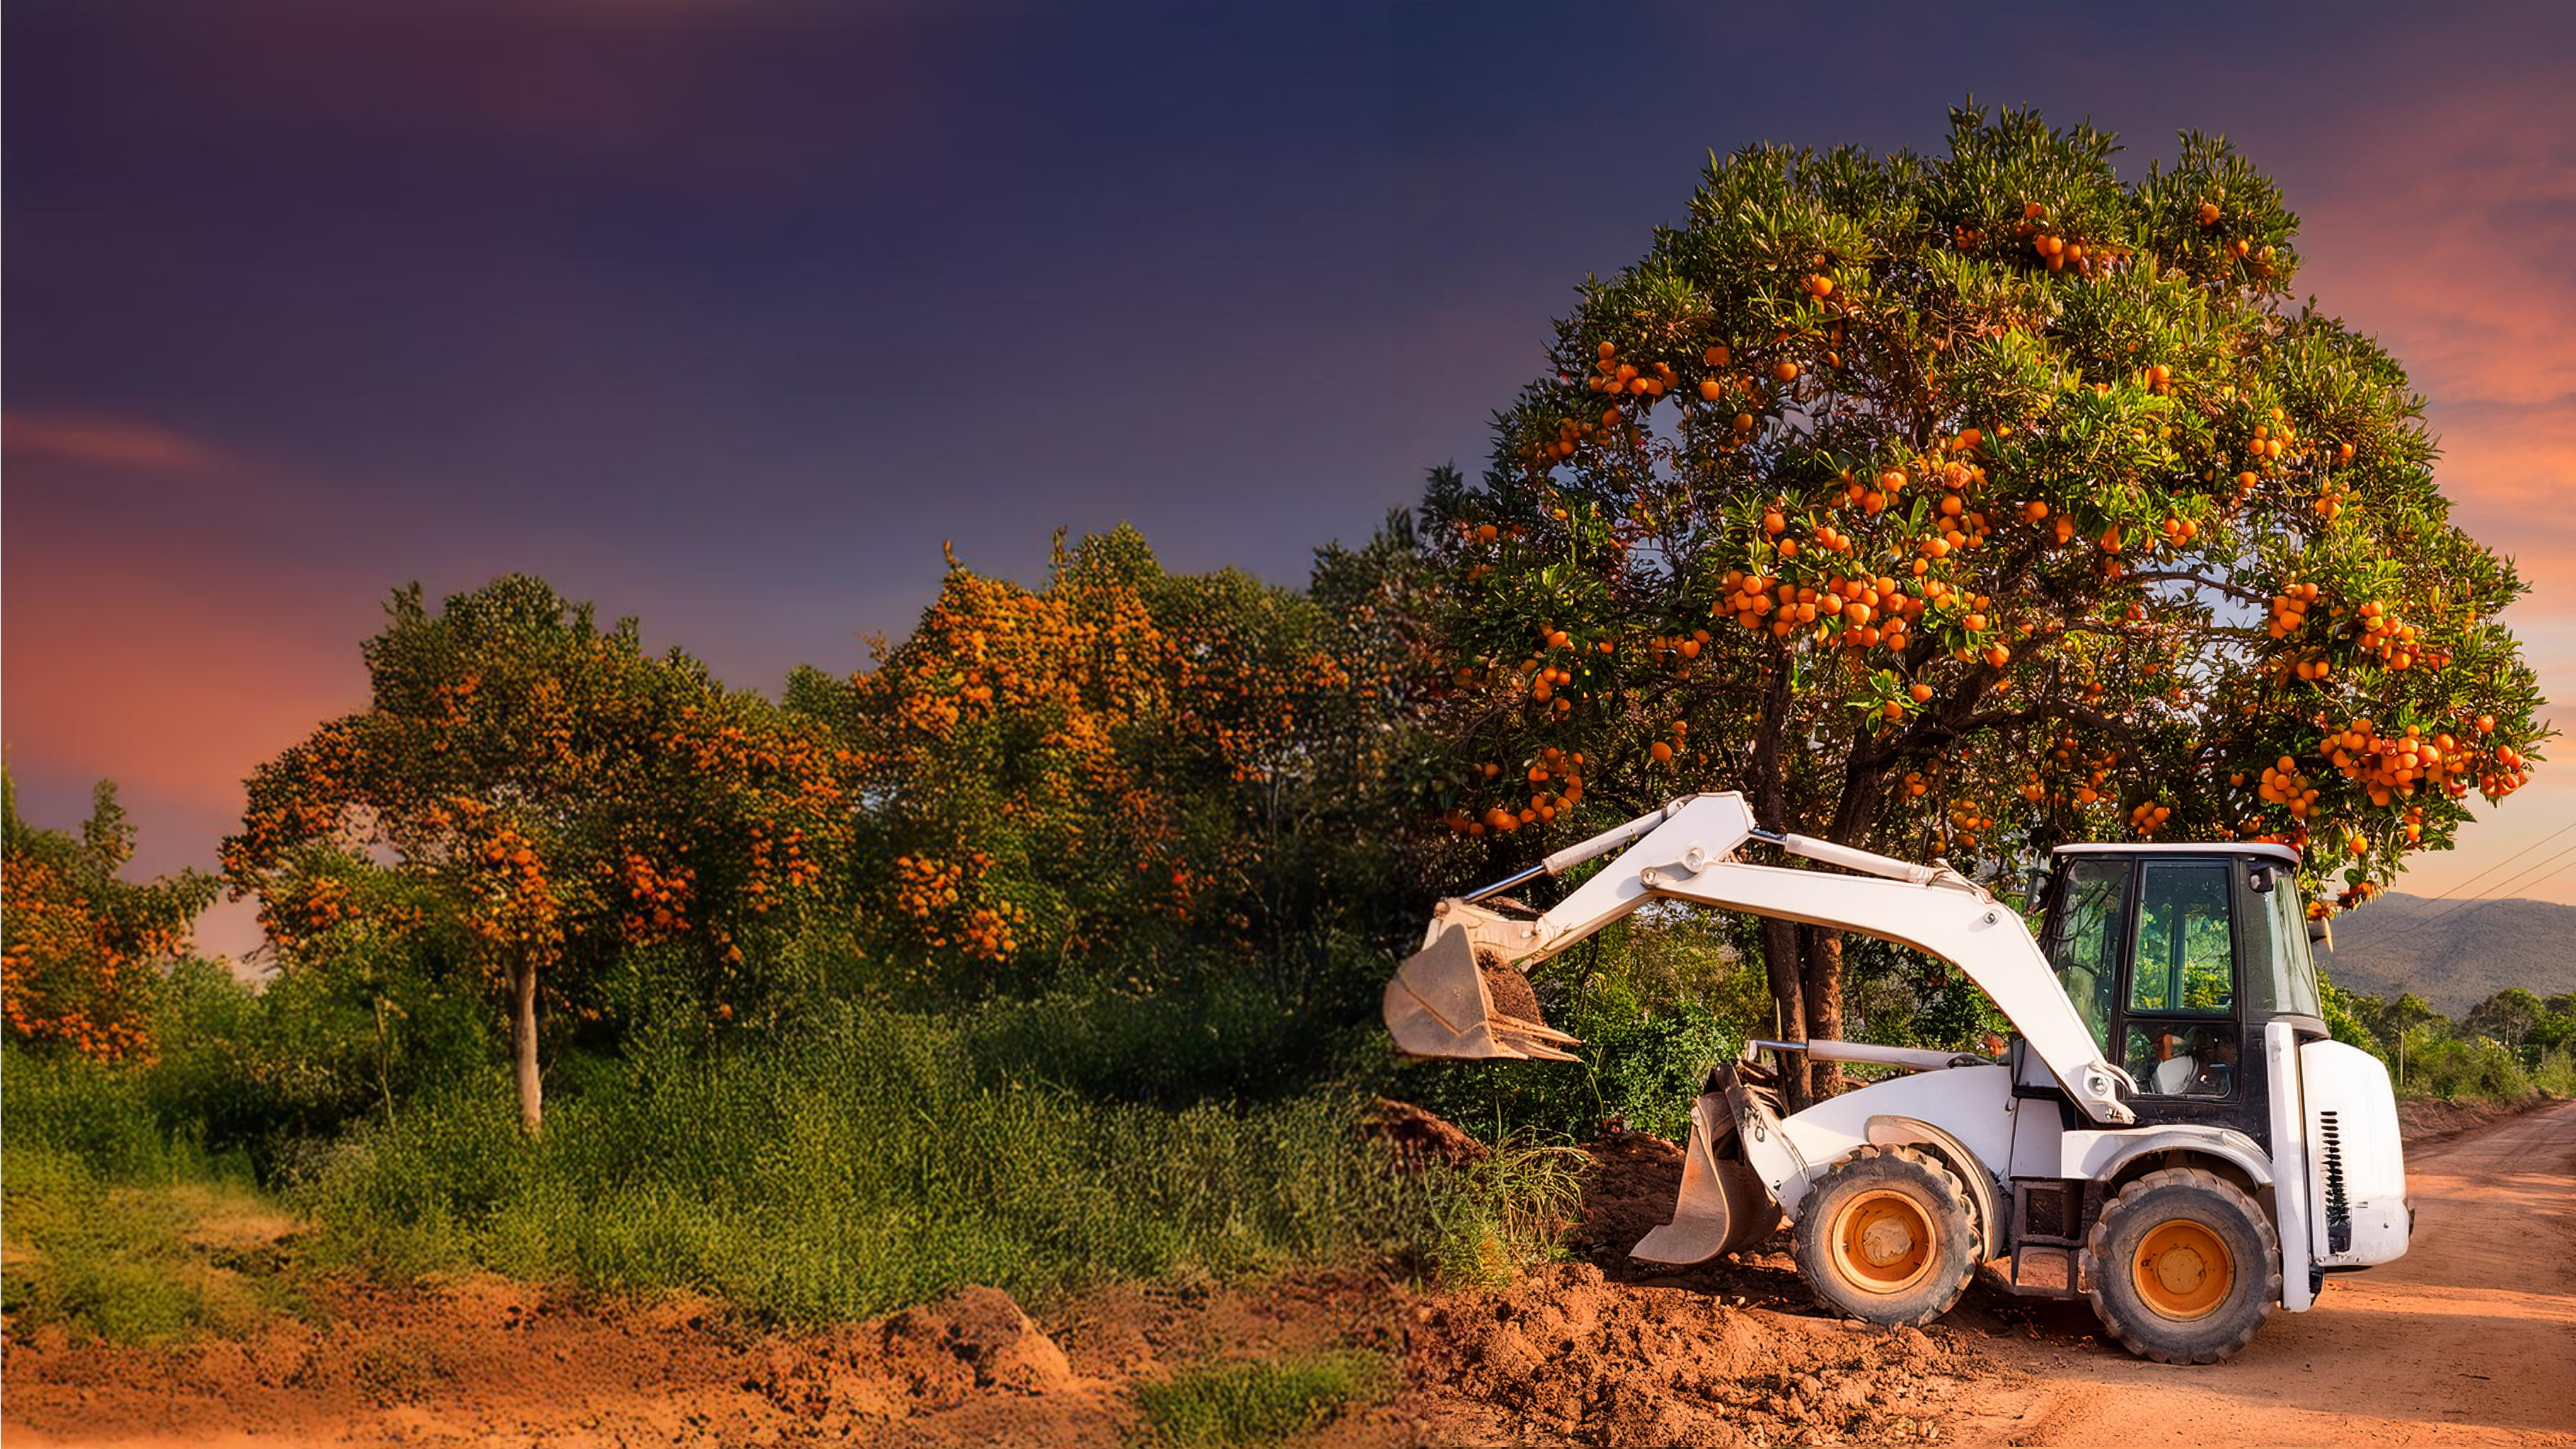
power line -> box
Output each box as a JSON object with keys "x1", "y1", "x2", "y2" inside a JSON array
[{"x1": 2389, "y1": 816, "x2": 2576, "y2": 910}]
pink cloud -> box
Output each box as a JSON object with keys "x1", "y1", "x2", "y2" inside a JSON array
[{"x1": 3, "y1": 411, "x2": 221, "y2": 472}]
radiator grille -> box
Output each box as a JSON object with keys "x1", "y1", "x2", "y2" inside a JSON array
[{"x1": 2318, "y1": 1109, "x2": 2352, "y2": 1253}]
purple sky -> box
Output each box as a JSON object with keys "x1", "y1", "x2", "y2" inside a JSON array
[{"x1": 7, "y1": 0, "x2": 2572, "y2": 962}]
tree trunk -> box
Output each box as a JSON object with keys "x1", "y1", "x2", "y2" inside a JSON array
[
  {"x1": 1759, "y1": 918, "x2": 1810, "y2": 1110},
  {"x1": 1800, "y1": 925, "x2": 1847, "y2": 1101},
  {"x1": 1743, "y1": 653, "x2": 1811, "y2": 1109},
  {"x1": 511, "y1": 958, "x2": 543, "y2": 1137}
]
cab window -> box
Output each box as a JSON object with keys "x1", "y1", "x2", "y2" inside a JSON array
[
  {"x1": 2123, "y1": 1022, "x2": 2239, "y2": 1098},
  {"x1": 2045, "y1": 858, "x2": 2128, "y2": 1051},
  {"x1": 2130, "y1": 861, "x2": 2234, "y2": 1015}
]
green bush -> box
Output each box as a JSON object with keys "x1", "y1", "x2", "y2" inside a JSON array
[
  {"x1": 2391, "y1": 1030, "x2": 2532, "y2": 1099},
  {"x1": 1132, "y1": 1349, "x2": 1394, "y2": 1447},
  {"x1": 289, "y1": 1003, "x2": 1433, "y2": 1321},
  {"x1": 2530, "y1": 1047, "x2": 2574, "y2": 1099},
  {"x1": 145, "y1": 957, "x2": 492, "y2": 1173}
]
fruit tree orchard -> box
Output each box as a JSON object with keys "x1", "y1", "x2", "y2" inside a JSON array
[
  {"x1": 1421, "y1": 105, "x2": 2546, "y2": 1100},
  {"x1": 223, "y1": 577, "x2": 855, "y2": 1133}
]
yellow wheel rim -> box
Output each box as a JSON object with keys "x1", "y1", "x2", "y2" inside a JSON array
[
  {"x1": 2132, "y1": 1219, "x2": 2234, "y2": 1321},
  {"x1": 1832, "y1": 1189, "x2": 1935, "y2": 1295}
]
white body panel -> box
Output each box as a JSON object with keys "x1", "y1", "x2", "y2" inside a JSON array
[
  {"x1": 2057, "y1": 1124, "x2": 2275, "y2": 1186},
  {"x1": 1767, "y1": 1066, "x2": 2015, "y2": 1214},
  {"x1": 2303, "y1": 1038, "x2": 2410, "y2": 1268}
]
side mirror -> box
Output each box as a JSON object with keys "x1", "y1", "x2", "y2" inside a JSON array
[
  {"x1": 2249, "y1": 864, "x2": 2277, "y2": 894},
  {"x1": 2306, "y1": 915, "x2": 2333, "y2": 952}
]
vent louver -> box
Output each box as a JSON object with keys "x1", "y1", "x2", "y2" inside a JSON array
[{"x1": 2318, "y1": 1109, "x2": 2352, "y2": 1253}]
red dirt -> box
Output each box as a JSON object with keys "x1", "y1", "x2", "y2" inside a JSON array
[{"x1": 8, "y1": 1102, "x2": 2571, "y2": 1447}]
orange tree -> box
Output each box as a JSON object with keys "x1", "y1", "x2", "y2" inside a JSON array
[
  {"x1": 1422, "y1": 105, "x2": 2547, "y2": 1099},
  {"x1": 795, "y1": 524, "x2": 1431, "y2": 1005},
  {"x1": 1, "y1": 771, "x2": 216, "y2": 1063},
  {"x1": 223, "y1": 577, "x2": 855, "y2": 1133}
]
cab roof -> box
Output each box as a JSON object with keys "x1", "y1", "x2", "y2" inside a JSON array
[{"x1": 2052, "y1": 841, "x2": 2302, "y2": 865}]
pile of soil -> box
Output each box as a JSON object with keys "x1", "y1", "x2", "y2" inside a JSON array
[{"x1": 1405, "y1": 1262, "x2": 1992, "y2": 1447}]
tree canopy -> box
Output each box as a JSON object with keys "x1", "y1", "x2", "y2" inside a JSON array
[{"x1": 1417, "y1": 105, "x2": 2548, "y2": 1095}]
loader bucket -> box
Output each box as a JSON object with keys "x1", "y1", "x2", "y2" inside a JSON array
[
  {"x1": 1631, "y1": 1090, "x2": 1782, "y2": 1264},
  {"x1": 1383, "y1": 925, "x2": 1581, "y2": 1062}
]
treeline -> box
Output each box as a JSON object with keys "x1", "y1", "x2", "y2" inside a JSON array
[{"x1": 2326, "y1": 981, "x2": 2576, "y2": 1098}]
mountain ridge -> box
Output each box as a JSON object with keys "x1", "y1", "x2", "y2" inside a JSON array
[{"x1": 2319, "y1": 893, "x2": 2576, "y2": 1017}]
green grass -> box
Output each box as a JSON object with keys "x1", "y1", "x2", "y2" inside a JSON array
[
  {"x1": 1, "y1": 1053, "x2": 301, "y2": 1343},
  {"x1": 1131, "y1": 1349, "x2": 1394, "y2": 1447},
  {"x1": 288, "y1": 1001, "x2": 1438, "y2": 1321}
]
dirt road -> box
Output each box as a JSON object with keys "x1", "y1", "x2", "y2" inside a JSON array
[{"x1": 1954, "y1": 1098, "x2": 2576, "y2": 1446}]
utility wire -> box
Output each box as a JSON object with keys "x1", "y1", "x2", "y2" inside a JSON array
[{"x1": 2383, "y1": 816, "x2": 2576, "y2": 912}]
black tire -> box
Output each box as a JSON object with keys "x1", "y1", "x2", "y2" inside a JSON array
[
  {"x1": 2081, "y1": 1167, "x2": 2280, "y2": 1364},
  {"x1": 1792, "y1": 1145, "x2": 1977, "y2": 1326}
]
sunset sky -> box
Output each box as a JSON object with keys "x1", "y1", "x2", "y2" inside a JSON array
[{"x1": 6, "y1": 0, "x2": 2572, "y2": 962}]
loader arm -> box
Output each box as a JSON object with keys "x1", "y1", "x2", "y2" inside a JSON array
[{"x1": 1394, "y1": 792, "x2": 2136, "y2": 1125}]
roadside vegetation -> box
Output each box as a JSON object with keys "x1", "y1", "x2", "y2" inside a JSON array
[{"x1": 4, "y1": 106, "x2": 2560, "y2": 1350}]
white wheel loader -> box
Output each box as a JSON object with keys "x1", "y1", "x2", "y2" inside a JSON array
[{"x1": 1385, "y1": 792, "x2": 2410, "y2": 1363}]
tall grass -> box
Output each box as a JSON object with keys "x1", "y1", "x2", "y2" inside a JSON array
[{"x1": 290, "y1": 1001, "x2": 1431, "y2": 1320}]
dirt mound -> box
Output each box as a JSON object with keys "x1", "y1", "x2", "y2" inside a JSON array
[
  {"x1": 2394, "y1": 1092, "x2": 2555, "y2": 1149},
  {"x1": 1365, "y1": 1097, "x2": 1489, "y2": 1173},
  {"x1": 749, "y1": 1285, "x2": 1087, "y2": 1433},
  {"x1": 1408, "y1": 1261, "x2": 1990, "y2": 1447}
]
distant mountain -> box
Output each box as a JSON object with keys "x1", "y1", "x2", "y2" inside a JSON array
[{"x1": 2319, "y1": 894, "x2": 2576, "y2": 1018}]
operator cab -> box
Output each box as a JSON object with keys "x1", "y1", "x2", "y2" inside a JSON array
[{"x1": 2035, "y1": 842, "x2": 2325, "y2": 1146}]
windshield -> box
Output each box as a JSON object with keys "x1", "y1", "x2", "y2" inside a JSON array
[{"x1": 2241, "y1": 862, "x2": 2324, "y2": 1019}]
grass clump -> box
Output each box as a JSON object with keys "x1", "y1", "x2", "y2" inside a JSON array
[
  {"x1": 1423, "y1": 1137, "x2": 1585, "y2": 1288},
  {"x1": 1131, "y1": 1348, "x2": 1394, "y2": 1447}
]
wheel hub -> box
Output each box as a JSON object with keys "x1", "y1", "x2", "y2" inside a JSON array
[
  {"x1": 1832, "y1": 1189, "x2": 1936, "y2": 1294},
  {"x1": 2132, "y1": 1219, "x2": 2234, "y2": 1321}
]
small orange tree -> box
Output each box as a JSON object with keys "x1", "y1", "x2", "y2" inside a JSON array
[
  {"x1": 1, "y1": 772, "x2": 216, "y2": 1062},
  {"x1": 1425, "y1": 105, "x2": 2546, "y2": 1098},
  {"x1": 224, "y1": 577, "x2": 855, "y2": 1132},
  {"x1": 799, "y1": 524, "x2": 1430, "y2": 1003}
]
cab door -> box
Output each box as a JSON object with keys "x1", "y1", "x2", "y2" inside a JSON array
[{"x1": 2109, "y1": 858, "x2": 2270, "y2": 1148}]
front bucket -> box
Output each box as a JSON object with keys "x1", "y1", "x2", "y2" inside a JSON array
[
  {"x1": 1382, "y1": 925, "x2": 1581, "y2": 1062},
  {"x1": 1631, "y1": 1090, "x2": 1782, "y2": 1264}
]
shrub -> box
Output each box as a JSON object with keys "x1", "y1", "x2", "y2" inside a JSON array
[
  {"x1": 0, "y1": 1049, "x2": 289, "y2": 1344},
  {"x1": 1421, "y1": 1137, "x2": 1585, "y2": 1288}
]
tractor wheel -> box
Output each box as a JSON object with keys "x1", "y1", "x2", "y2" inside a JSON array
[
  {"x1": 2081, "y1": 1167, "x2": 2280, "y2": 1363},
  {"x1": 1792, "y1": 1145, "x2": 1977, "y2": 1326}
]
